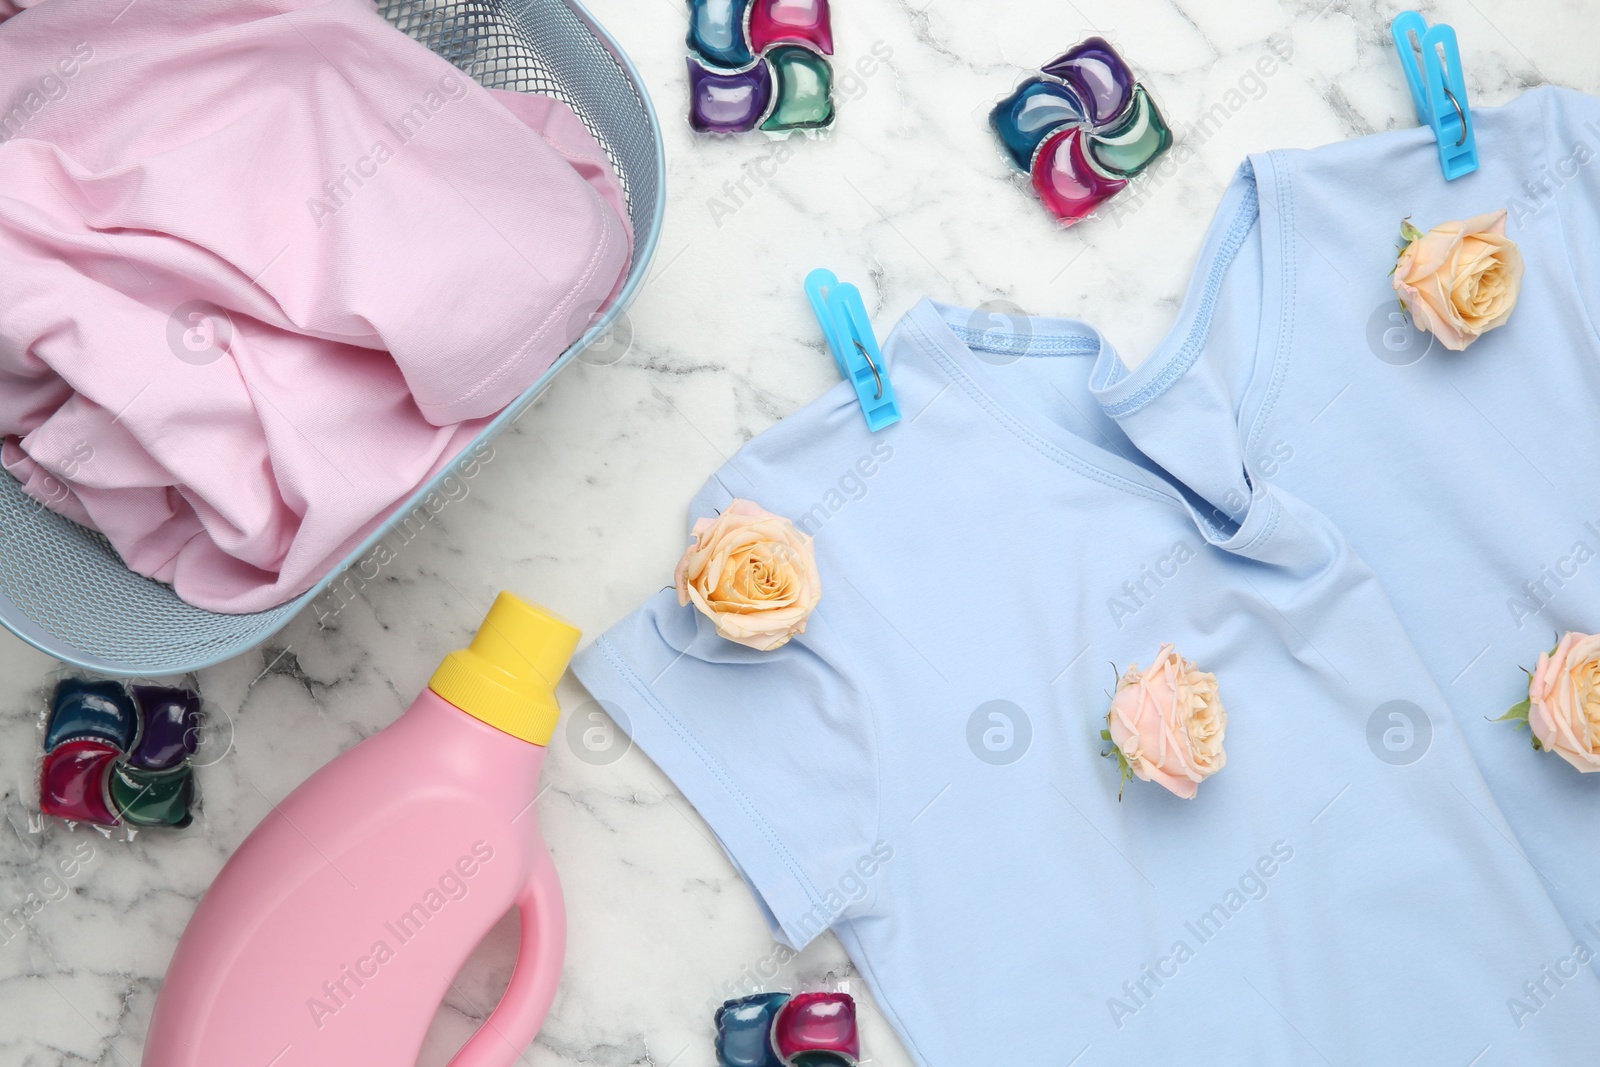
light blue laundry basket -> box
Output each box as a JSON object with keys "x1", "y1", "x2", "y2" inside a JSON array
[{"x1": 0, "y1": 0, "x2": 665, "y2": 677}]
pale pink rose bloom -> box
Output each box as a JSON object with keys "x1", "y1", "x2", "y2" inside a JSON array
[
  {"x1": 674, "y1": 499, "x2": 821, "y2": 652},
  {"x1": 1107, "y1": 644, "x2": 1227, "y2": 800},
  {"x1": 1392, "y1": 210, "x2": 1523, "y2": 351},
  {"x1": 1527, "y1": 631, "x2": 1600, "y2": 773}
]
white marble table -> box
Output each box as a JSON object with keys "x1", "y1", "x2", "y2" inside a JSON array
[{"x1": 2, "y1": 0, "x2": 1595, "y2": 1062}]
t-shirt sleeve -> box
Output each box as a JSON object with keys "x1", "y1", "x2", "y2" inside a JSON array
[
  {"x1": 571, "y1": 475, "x2": 883, "y2": 950},
  {"x1": 1546, "y1": 88, "x2": 1600, "y2": 344}
]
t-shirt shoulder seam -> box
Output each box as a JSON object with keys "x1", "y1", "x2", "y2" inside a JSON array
[
  {"x1": 1244, "y1": 150, "x2": 1298, "y2": 461},
  {"x1": 1098, "y1": 178, "x2": 1261, "y2": 421}
]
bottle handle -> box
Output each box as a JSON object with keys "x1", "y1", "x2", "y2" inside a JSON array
[{"x1": 446, "y1": 849, "x2": 567, "y2": 1067}]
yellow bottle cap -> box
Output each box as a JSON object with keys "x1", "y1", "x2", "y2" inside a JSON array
[{"x1": 428, "y1": 592, "x2": 581, "y2": 746}]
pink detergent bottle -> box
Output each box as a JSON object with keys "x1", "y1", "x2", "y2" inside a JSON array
[{"x1": 144, "y1": 593, "x2": 580, "y2": 1067}]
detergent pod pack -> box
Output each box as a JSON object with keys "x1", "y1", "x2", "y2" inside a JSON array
[
  {"x1": 687, "y1": 0, "x2": 837, "y2": 135},
  {"x1": 32, "y1": 672, "x2": 207, "y2": 839},
  {"x1": 715, "y1": 987, "x2": 862, "y2": 1067},
  {"x1": 988, "y1": 36, "x2": 1173, "y2": 225}
]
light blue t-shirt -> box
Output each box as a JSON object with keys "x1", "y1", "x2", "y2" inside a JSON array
[
  {"x1": 1101, "y1": 85, "x2": 1600, "y2": 954},
  {"x1": 575, "y1": 298, "x2": 1597, "y2": 1063}
]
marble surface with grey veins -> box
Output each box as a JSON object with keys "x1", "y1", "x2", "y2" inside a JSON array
[{"x1": 0, "y1": 0, "x2": 1595, "y2": 1063}]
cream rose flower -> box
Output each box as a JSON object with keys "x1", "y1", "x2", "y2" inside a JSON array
[
  {"x1": 1102, "y1": 644, "x2": 1226, "y2": 800},
  {"x1": 674, "y1": 499, "x2": 821, "y2": 651},
  {"x1": 1505, "y1": 632, "x2": 1600, "y2": 773},
  {"x1": 1391, "y1": 211, "x2": 1523, "y2": 351}
]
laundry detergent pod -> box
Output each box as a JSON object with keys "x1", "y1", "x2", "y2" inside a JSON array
[
  {"x1": 989, "y1": 35, "x2": 1171, "y2": 224},
  {"x1": 686, "y1": 0, "x2": 834, "y2": 134},
  {"x1": 39, "y1": 675, "x2": 202, "y2": 830},
  {"x1": 716, "y1": 992, "x2": 790, "y2": 1066},
  {"x1": 770, "y1": 992, "x2": 859, "y2": 1066}
]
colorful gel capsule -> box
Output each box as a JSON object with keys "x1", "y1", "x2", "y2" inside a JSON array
[
  {"x1": 1030, "y1": 125, "x2": 1126, "y2": 224},
  {"x1": 129, "y1": 685, "x2": 202, "y2": 772},
  {"x1": 748, "y1": 0, "x2": 833, "y2": 57},
  {"x1": 1041, "y1": 36, "x2": 1134, "y2": 128},
  {"x1": 39, "y1": 739, "x2": 121, "y2": 825},
  {"x1": 788, "y1": 1055, "x2": 852, "y2": 1067},
  {"x1": 110, "y1": 763, "x2": 195, "y2": 828},
  {"x1": 1085, "y1": 84, "x2": 1171, "y2": 179},
  {"x1": 716, "y1": 992, "x2": 790, "y2": 1067},
  {"x1": 760, "y1": 46, "x2": 834, "y2": 132},
  {"x1": 687, "y1": 0, "x2": 755, "y2": 67},
  {"x1": 46, "y1": 677, "x2": 138, "y2": 753},
  {"x1": 989, "y1": 77, "x2": 1087, "y2": 172},
  {"x1": 770, "y1": 992, "x2": 859, "y2": 1066},
  {"x1": 688, "y1": 57, "x2": 775, "y2": 133}
]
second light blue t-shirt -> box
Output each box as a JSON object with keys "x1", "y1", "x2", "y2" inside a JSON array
[
  {"x1": 575, "y1": 298, "x2": 1596, "y2": 1064},
  {"x1": 1099, "y1": 85, "x2": 1600, "y2": 952}
]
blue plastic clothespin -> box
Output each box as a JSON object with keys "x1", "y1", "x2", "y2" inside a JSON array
[
  {"x1": 804, "y1": 269, "x2": 900, "y2": 432},
  {"x1": 1391, "y1": 11, "x2": 1478, "y2": 181}
]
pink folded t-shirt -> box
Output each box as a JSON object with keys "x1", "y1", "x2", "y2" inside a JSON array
[{"x1": 0, "y1": 0, "x2": 631, "y2": 612}]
